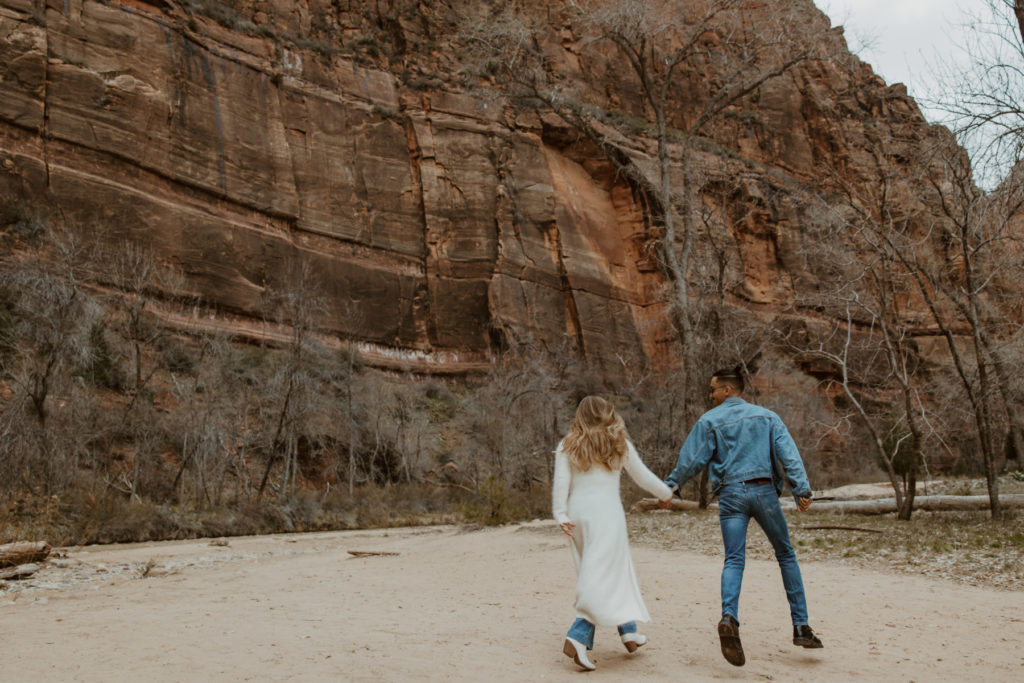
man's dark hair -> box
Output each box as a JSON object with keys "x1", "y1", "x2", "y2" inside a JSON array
[{"x1": 712, "y1": 367, "x2": 744, "y2": 393}]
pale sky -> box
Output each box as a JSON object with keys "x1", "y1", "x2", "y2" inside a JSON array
[{"x1": 814, "y1": 0, "x2": 970, "y2": 123}]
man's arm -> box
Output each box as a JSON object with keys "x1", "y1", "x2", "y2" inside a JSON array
[
  {"x1": 665, "y1": 419, "x2": 715, "y2": 491},
  {"x1": 771, "y1": 417, "x2": 812, "y2": 502}
]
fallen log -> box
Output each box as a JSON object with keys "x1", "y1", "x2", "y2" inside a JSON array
[
  {"x1": 632, "y1": 494, "x2": 1024, "y2": 515},
  {"x1": 0, "y1": 541, "x2": 51, "y2": 568},
  {"x1": 792, "y1": 494, "x2": 1024, "y2": 515},
  {"x1": 0, "y1": 563, "x2": 41, "y2": 580},
  {"x1": 629, "y1": 499, "x2": 710, "y2": 513}
]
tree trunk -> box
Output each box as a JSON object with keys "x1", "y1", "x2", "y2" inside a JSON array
[
  {"x1": 697, "y1": 466, "x2": 711, "y2": 509},
  {"x1": 1015, "y1": 0, "x2": 1024, "y2": 46},
  {"x1": 897, "y1": 464, "x2": 917, "y2": 520}
]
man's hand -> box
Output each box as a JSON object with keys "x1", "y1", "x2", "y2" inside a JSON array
[
  {"x1": 559, "y1": 521, "x2": 576, "y2": 537},
  {"x1": 657, "y1": 498, "x2": 673, "y2": 510},
  {"x1": 797, "y1": 496, "x2": 812, "y2": 512}
]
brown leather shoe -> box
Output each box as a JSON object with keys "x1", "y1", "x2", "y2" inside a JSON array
[
  {"x1": 718, "y1": 615, "x2": 745, "y2": 666},
  {"x1": 793, "y1": 624, "x2": 824, "y2": 648}
]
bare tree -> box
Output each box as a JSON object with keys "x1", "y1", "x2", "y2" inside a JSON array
[
  {"x1": 912, "y1": 0, "x2": 1024, "y2": 516},
  {"x1": 929, "y1": 0, "x2": 1024, "y2": 188},
  {"x1": 790, "y1": 135, "x2": 943, "y2": 518},
  {"x1": 0, "y1": 225, "x2": 101, "y2": 494},
  {"x1": 815, "y1": 132, "x2": 1024, "y2": 517},
  {"x1": 98, "y1": 242, "x2": 185, "y2": 397},
  {"x1": 905, "y1": 148, "x2": 1024, "y2": 517},
  {"x1": 256, "y1": 259, "x2": 329, "y2": 500},
  {"x1": 789, "y1": 297, "x2": 931, "y2": 519},
  {"x1": 334, "y1": 300, "x2": 367, "y2": 496},
  {"x1": 164, "y1": 334, "x2": 254, "y2": 508},
  {"x1": 460, "y1": 346, "x2": 561, "y2": 490}
]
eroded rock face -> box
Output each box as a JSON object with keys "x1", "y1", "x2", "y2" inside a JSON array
[{"x1": 0, "y1": 0, "x2": 958, "y2": 374}]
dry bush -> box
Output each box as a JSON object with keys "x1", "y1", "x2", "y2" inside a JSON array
[
  {"x1": 452, "y1": 348, "x2": 566, "y2": 492},
  {"x1": 0, "y1": 226, "x2": 106, "y2": 496}
]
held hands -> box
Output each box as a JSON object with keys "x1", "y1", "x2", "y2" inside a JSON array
[
  {"x1": 797, "y1": 496, "x2": 813, "y2": 512},
  {"x1": 656, "y1": 484, "x2": 678, "y2": 510},
  {"x1": 559, "y1": 521, "x2": 576, "y2": 537}
]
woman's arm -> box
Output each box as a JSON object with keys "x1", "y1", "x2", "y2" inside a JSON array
[
  {"x1": 623, "y1": 441, "x2": 673, "y2": 501},
  {"x1": 552, "y1": 443, "x2": 573, "y2": 525}
]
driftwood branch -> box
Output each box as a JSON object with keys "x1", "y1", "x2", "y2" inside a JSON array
[
  {"x1": 347, "y1": 550, "x2": 400, "y2": 558},
  {"x1": 0, "y1": 563, "x2": 41, "y2": 580},
  {"x1": 0, "y1": 541, "x2": 51, "y2": 568}
]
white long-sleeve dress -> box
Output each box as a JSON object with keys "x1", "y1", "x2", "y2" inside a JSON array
[{"x1": 552, "y1": 440, "x2": 673, "y2": 626}]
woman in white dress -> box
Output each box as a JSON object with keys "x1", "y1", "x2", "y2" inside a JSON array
[{"x1": 552, "y1": 395, "x2": 673, "y2": 671}]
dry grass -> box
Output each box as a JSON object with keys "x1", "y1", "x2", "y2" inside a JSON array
[
  {"x1": 628, "y1": 476, "x2": 1024, "y2": 592},
  {"x1": 0, "y1": 484, "x2": 468, "y2": 547}
]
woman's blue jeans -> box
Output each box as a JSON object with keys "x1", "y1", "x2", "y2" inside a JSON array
[
  {"x1": 567, "y1": 618, "x2": 637, "y2": 650},
  {"x1": 718, "y1": 481, "x2": 808, "y2": 626}
]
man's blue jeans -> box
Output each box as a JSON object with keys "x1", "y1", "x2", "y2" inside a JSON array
[
  {"x1": 718, "y1": 481, "x2": 808, "y2": 626},
  {"x1": 567, "y1": 618, "x2": 637, "y2": 650}
]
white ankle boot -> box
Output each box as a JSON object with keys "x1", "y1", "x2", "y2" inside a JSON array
[
  {"x1": 621, "y1": 632, "x2": 647, "y2": 653},
  {"x1": 563, "y1": 637, "x2": 596, "y2": 671}
]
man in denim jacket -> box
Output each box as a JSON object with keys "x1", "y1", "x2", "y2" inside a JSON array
[{"x1": 663, "y1": 368, "x2": 823, "y2": 666}]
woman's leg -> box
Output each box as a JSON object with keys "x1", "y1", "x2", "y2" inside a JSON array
[
  {"x1": 564, "y1": 618, "x2": 598, "y2": 670},
  {"x1": 567, "y1": 617, "x2": 596, "y2": 650},
  {"x1": 617, "y1": 620, "x2": 646, "y2": 652}
]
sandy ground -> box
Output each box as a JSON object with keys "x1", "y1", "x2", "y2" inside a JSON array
[{"x1": 2, "y1": 520, "x2": 1022, "y2": 682}]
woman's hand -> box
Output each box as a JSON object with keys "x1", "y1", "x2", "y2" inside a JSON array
[{"x1": 559, "y1": 521, "x2": 576, "y2": 537}]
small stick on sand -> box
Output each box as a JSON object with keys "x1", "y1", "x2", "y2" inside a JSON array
[
  {"x1": 799, "y1": 525, "x2": 883, "y2": 533},
  {"x1": 347, "y1": 550, "x2": 400, "y2": 558}
]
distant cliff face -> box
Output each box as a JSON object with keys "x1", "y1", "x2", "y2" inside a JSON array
[{"x1": 0, "y1": 0, "x2": 958, "y2": 374}]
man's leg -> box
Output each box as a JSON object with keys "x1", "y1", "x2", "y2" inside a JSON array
[
  {"x1": 717, "y1": 486, "x2": 750, "y2": 666},
  {"x1": 751, "y1": 488, "x2": 808, "y2": 624},
  {"x1": 718, "y1": 487, "x2": 751, "y2": 621},
  {"x1": 751, "y1": 488, "x2": 824, "y2": 648}
]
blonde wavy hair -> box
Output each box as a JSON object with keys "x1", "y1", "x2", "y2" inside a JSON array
[{"x1": 560, "y1": 395, "x2": 630, "y2": 472}]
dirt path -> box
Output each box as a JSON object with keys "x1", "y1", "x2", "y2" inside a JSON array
[{"x1": 1, "y1": 521, "x2": 1021, "y2": 681}]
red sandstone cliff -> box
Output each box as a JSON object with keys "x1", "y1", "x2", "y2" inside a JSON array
[{"x1": 0, "y1": 0, "x2": 961, "y2": 374}]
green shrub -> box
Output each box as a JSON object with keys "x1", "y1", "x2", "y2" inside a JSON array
[{"x1": 460, "y1": 475, "x2": 522, "y2": 526}]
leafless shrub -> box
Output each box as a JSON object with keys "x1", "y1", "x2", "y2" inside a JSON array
[{"x1": 0, "y1": 224, "x2": 104, "y2": 496}]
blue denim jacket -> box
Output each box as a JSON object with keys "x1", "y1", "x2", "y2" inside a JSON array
[{"x1": 665, "y1": 397, "x2": 811, "y2": 501}]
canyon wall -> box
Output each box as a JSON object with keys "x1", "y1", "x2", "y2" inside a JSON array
[{"x1": 0, "y1": 0, "x2": 959, "y2": 375}]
